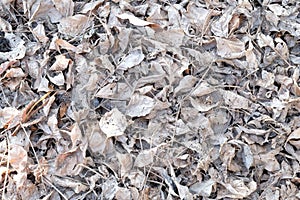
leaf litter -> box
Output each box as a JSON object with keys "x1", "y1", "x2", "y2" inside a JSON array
[{"x1": 0, "y1": 0, "x2": 300, "y2": 199}]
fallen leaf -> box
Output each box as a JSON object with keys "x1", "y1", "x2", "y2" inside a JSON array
[
  {"x1": 126, "y1": 93, "x2": 155, "y2": 117},
  {"x1": 134, "y1": 147, "x2": 157, "y2": 168},
  {"x1": 58, "y1": 14, "x2": 93, "y2": 37},
  {"x1": 99, "y1": 108, "x2": 128, "y2": 138},
  {"x1": 118, "y1": 13, "x2": 155, "y2": 26},
  {"x1": 117, "y1": 49, "x2": 145, "y2": 71},
  {"x1": 216, "y1": 37, "x2": 245, "y2": 59}
]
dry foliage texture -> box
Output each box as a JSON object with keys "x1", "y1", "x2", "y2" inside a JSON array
[{"x1": 0, "y1": 0, "x2": 300, "y2": 199}]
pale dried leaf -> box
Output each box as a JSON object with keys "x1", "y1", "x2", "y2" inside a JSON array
[
  {"x1": 58, "y1": 14, "x2": 93, "y2": 37},
  {"x1": 216, "y1": 37, "x2": 245, "y2": 59},
  {"x1": 48, "y1": 71, "x2": 65, "y2": 86},
  {"x1": 190, "y1": 179, "x2": 215, "y2": 196},
  {"x1": 287, "y1": 128, "x2": 300, "y2": 149},
  {"x1": 31, "y1": 23, "x2": 49, "y2": 44},
  {"x1": 9, "y1": 144, "x2": 27, "y2": 172},
  {"x1": 49, "y1": 54, "x2": 71, "y2": 71},
  {"x1": 80, "y1": 0, "x2": 104, "y2": 13},
  {"x1": 126, "y1": 93, "x2": 155, "y2": 117},
  {"x1": 134, "y1": 147, "x2": 157, "y2": 167},
  {"x1": 174, "y1": 75, "x2": 198, "y2": 95},
  {"x1": 117, "y1": 49, "x2": 145, "y2": 71},
  {"x1": 0, "y1": 33, "x2": 26, "y2": 60},
  {"x1": 99, "y1": 108, "x2": 128, "y2": 138},
  {"x1": 190, "y1": 97, "x2": 218, "y2": 112},
  {"x1": 118, "y1": 13, "x2": 154, "y2": 26},
  {"x1": 52, "y1": 0, "x2": 74, "y2": 17}
]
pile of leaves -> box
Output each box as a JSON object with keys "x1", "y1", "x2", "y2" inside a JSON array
[{"x1": 0, "y1": 0, "x2": 300, "y2": 199}]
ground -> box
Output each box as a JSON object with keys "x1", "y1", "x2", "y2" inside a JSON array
[{"x1": 0, "y1": 0, "x2": 300, "y2": 199}]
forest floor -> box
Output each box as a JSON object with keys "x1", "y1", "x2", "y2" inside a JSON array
[{"x1": 0, "y1": 0, "x2": 300, "y2": 199}]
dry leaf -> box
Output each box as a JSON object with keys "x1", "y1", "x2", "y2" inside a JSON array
[
  {"x1": 99, "y1": 108, "x2": 128, "y2": 138},
  {"x1": 118, "y1": 13, "x2": 155, "y2": 26},
  {"x1": 58, "y1": 14, "x2": 93, "y2": 37},
  {"x1": 190, "y1": 179, "x2": 215, "y2": 196},
  {"x1": 49, "y1": 54, "x2": 72, "y2": 71},
  {"x1": 0, "y1": 33, "x2": 26, "y2": 60},
  {"x1": 134, "y1": 147, "x2": 157, "y2": 168},
  {"x1": 52, "y1": 0, "x2": 74, "y2": 17},
  {"x1": 126, "y1": 93, "x2": 155, "y2": 117},
  {"x1": 48, "y1": 71, "x2": 65, "y2": 86},
  {"x1": 216, "y1": 37, "x2": 245, "y2": 59},
  {"x1": 31, "y1": 23, "x2": 49, "y2": 44},
  {"x1": 80, "y1": 0, "x2": 104, "y2": 14},
  {"x1": 286, "y1": 128, "x2": 300, "y2": 149},
  {"x1": 117, "y1": 49, "x2": 145, "y2": 71}
]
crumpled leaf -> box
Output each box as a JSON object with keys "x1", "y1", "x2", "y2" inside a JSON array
[
  {"x1": 191, "y1": 81, "x2": 216, "y2": 97},
  {"x1": 174, "y1": 75, "x2": 198, "y2": 95},
  {"x1": 95, "y1": 82, "x2": 132, "y2": 100},
  {"x1": 257, "y1": 33, "x2": 274, "y2": 48},
  {"x1": 80, "y1": 0, "x2": 104, "y2": 14},
  {"x1": 99, "y1": 108, "x2": 128, "y2": 138},
  {"x1": 211, "y1": 7, "x2": 234, "y2": 37},
  {"x1": 117, "y1": 153, "x2": 133, "y2": 176},
  {"x1": 48, "y1": 71, "x2": 65, "y2": 86},
  {"x1": 222, "y1": 90, "x2": 252, "y2": 110},
  {"x1": 50, "y1": 175, "x2": 89, "y2": 194},
  {"x1": 9, "y1": 144, "x2": 27, "y2": 173},
  {"x1": 190, "y1": 97, "x2": 219, "y2": 112},
  {"x1": 55, "y1": 147, "x2": 84, "y2": 176},
  {"x1": 4, "y1": 68, "x2": 25, "y2": 78},
  {"x1": 28, "y1": 0, "x2": 63, "y2": 22},
  {"x1": 31, "y1": 23, "x2": 48, "y2": 44}
]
